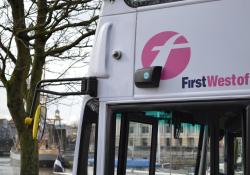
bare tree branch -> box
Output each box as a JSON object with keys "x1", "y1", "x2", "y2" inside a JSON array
[
  {"x1": 0, "y1": 24, "x2": 12, "y2": 32},
  {"x1": 0, "y1": 0, "x2": 100, "y2": 174},
  {"x1": 44, "y1": 0, "x2": 60, "y2": 26},
  {"x1": 51, "y1": 0, "x2": 92, "y2": 11},
  {"x1": 0, "y1": 54, "x2": 8, "y2": 86},
  {"x1": 0, "y1": 35, "x2": 17, "y2": 64},
  {"x1": 45, "y1": 29, "x2": 95, "y2": 56},
  {"x1": 48, "y1": 15, "x2": 98, "y2": 34}
]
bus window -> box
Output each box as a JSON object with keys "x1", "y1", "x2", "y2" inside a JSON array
[
  {"x1": 168, "y1": 124, "x2": 209, "y2": 175},
  {"x1": 105, "y1": 103, "x2": 247, "y2": 175},
  {"x1": 219, "y1": 137, "x2": 225, "y2": 174},
  {"x1": 234, "y1": 137, "x2": 243, "y2": 174},
  {"x1": 124, "y1": 0, "x2": 185, "y2": 7},
  {"x1": 110, "y1": 111, "x2": 211, "y2": 175},
  {"x1": 223, "y1": 121, "x2": 244, "y2": 175},
  {"x1": 76, "y1": 99, "x2": 99, "y2": 175},
  {"x1": 113, "y1": 113, "x2": 158, "y2": 175},
  {"x1": 127, "y1": 122, "x2": 153, "y2": 174}
]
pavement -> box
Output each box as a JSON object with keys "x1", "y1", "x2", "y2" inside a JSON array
[
  {"x1": 0, "y1": 156, "x2": 72, "y2": 175},
  {"x1": 0, "y1": 156, "x2": 19, "y2": 175}
]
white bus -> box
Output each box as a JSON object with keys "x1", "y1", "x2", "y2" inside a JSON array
[
  {"x1": 32, "y1": 0, "x2": 250, "y2": 175},
  {"x1": 73, "y1": 0, "x2": 250, "y2": 175}
]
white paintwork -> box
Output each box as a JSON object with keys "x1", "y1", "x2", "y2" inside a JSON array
[
  {"x1": 90, "y1": 0, "x2": 250, "y2": 102},
  {"x1": 134, "y1": 0, "x2": 250, "y2": 100},
  {"x1": 94, "y1": 13, "x2": 136, "y2": 99},
  {"x1": 96, "y1": 102, "x2": 108, "y2": 175},
  {"x1": 72, "y1": 96, "x2": 92, "y2": 175},
  {"x1": 88, "y1": 23, "x2": 112, "y2": 78}
]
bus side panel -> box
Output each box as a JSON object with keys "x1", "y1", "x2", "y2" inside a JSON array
[
  {"x1": 101, "y1": 0, "x2": 135, "y2": 16},
  {"x1": 91, "y1": 13, "x2": 136, "y2": 99},
  {"x1": 134, "y1": 0, "x2": 250, "y2": 100}
]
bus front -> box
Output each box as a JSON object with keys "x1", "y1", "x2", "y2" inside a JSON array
[{"x1": 74, "y1": 0, "x2": 250, "y2": 175}]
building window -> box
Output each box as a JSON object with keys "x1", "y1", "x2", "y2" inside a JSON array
[
  {"x1": 178, "y1": 138, "x2": 182, "y2": 146},
  {"x1": 129, "y1": 139, "x2": 134, "y2": 146},
  {"x1": 165, "y1": 138, "x2": 171, "y2": 146},
  {"x1": 142, "y1": 126, "x2": 149, "y2": 133},
  {"x1": 188, "y1": 138, "x2": 195, "y2": 147},
  {"x1": 141, "y1": 138, "x2": 148, "y2": 146},
  {"x1": 129, "y1": 126, "x2": 134, "y2": 133}
]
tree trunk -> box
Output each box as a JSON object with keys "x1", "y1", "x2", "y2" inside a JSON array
[
  {"x1": 19, "y1": 128, "x2": 39, "y2": 175},
  {"x1": 1, "y1": 0, "x2": 98, "y2": 174},
  {"x1": 7, "y1": 84, "x2": 39, "y2": 175}
]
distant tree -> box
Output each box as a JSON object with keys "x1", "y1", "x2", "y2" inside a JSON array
[{"x1": 0, "y1": 0, "x2": 100, "y2": 174}]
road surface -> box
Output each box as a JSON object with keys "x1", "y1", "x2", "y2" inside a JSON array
[
  {"x1": 0, "y1": 156, "x2": 72, "y2": 175},
  {"x1": 0, "y1": 156, "x2": 19, "y2": 175}
]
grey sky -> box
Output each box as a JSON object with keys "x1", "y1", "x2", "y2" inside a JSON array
[
  {"x1": 0, "y1": 0, "x2": 96, "y2": 124},
  {"x1": 0, "y1": 84, "x2": 83, "y2": 124},
  {"x1": 0, "y1": 61, "x2": 89, "y2": 124},
  {"x1": 0, "y1": 88, "x2": 9, "y2": 119}
]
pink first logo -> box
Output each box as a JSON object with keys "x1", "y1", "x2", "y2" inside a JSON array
[{"x1": 141, "y1": 31, "x2": 191, "y2": 80}]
